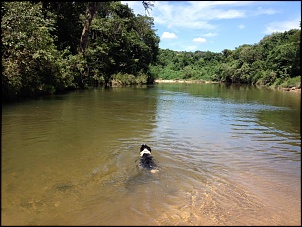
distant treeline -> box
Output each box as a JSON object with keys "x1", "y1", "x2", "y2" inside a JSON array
[
  {"x1": 2, "y1": 2, "x2": 300, "y2": 102},
  {"x1": 150, "y1": 28, "x2": 300, "y2": 88}
]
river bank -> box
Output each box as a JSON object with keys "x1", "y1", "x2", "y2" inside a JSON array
[
  {"x1": 154, "y1": 79, "x2": 301, "y2": 93},
  {"x1": 154, "y1": 79, "x2": 215, "y2": 84}
]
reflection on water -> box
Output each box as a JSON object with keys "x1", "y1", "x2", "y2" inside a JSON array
[{"x1": 1, "y1": 84, "x2": 301, "y2": 225}]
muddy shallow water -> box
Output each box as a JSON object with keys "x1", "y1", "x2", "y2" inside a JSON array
[{"x1": 2, "y1": 83, "x2": 301, "y2": 225}]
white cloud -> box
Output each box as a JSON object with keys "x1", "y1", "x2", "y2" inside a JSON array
[
  {"x1": 124, "y1": 1, "x2": 268, "y2": 31},
  {"x1": 253, "y1": 6, "x2": 277, "y2": 16},
  {"x1": 193, "y1": 37, "x2": 207, "y2": 43},
  {"x1": 215, "y1": 9, "x2": 245, "y2": 19},
  {"x1": 152, "y1": 1, "x2": 248, "y2": 30},
  {"x1": 203, "y1": 32, "x2": 217, "y2": 37},
  {"x1": 161, "y1": 32, "x2": 177, "y2": 39},
  {"x1": 264, "y1": 17, "x2": 300, "y2": 34},
  {"x1": 184, "y1": 45, "x2": 198, "y2": 52},
  {"x1": 123, "y1": 1, "x2": 301, "y2": 52}
]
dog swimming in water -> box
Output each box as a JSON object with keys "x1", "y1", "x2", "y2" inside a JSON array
[{"x1": 139, "y1": 144, "x2": 159, "y2": 173}]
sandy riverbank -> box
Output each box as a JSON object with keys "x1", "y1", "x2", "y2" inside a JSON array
[
  {"x1": 154, "y1": 79, "x2": 217, "y2": 84},
  {"x1": 278, "y1": 86, "x2": 301, "y2": 93},
  {"x1": 154, "y1": 79, "x2": 301, "y2": 93}
]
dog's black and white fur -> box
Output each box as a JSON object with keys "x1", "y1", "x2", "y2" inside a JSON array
[{"x1": 139, "y1": 144, "x2": 157, "y2": 172}]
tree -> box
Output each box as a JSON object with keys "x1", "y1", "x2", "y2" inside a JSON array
[
  {"x1": 142, "y1": 1, "x2": 154, "y2": 15},
  {"x1": 79, "y1": 2, "x2": 99, "y2": 54},
  {"x1": 86, "y1": 2, "x2": 159, "y2": 86},
  {"x1": 41, "y1": 2, "x2": 86, "y2": 54},
  {"x1": 78, "y1": 1, "x2": 155, "y2": 54},
  {"x1": 2, "y1": 2, "x2": 70, "y2": 101}
]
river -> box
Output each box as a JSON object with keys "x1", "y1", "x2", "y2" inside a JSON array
[{"x1": 1, "y1": 83, "x2": 301, "y2": 225}]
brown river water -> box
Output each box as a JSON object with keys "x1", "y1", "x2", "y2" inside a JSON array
[{"x1": 1, "y1": 83, "x2": 301, "y2": 225}]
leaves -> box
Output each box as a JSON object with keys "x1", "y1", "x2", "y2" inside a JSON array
[
  {"x1": 2, "y1": 2, "x2": 66, "y2": 100},
  {"x1": 86, "y1": 2, "x2": 159, "y2": 83},
  {"x1": 150, "y1": 29, "x2": 300, "y2": 86}
]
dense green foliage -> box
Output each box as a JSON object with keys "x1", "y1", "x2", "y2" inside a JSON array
[
  {"x1": 86, "y1": 2, "x2": 159, "y2": 86},
  {"x1": 150, "y1": 29, "x2": 300, "y2": 88},
  {"x1": 2, "y1": 1, "x2": 300, "y2": 102},
  {"x1": 2, "y1": 2, "x2": 65, "y2": 99},
  {"x1": 2, "y1": 1, "x2": 159, "y2": 101}
]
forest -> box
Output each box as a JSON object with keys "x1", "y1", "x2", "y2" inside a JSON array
[
  {"x1": 2, "y1": 1, "x2": 301, "y2": 102},
  {"x1": 150, "y1": 29, "x2": 300, "y2": 88},
  {"x1": 2, "y1": 1, "x2": 159, "y2": 101}
]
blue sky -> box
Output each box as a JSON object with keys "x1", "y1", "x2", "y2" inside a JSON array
[{"x1": 121, "y1": 1, "x2": 301, "y2": 53}]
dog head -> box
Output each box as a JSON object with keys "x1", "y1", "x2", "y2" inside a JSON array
[{"x1": 140, "y1": 144, "x2": 151, "y2": 156}]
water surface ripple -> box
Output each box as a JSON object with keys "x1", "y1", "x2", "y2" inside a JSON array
[{"x1": 1, "y1": 83, "x2": 300, "y2": 225}]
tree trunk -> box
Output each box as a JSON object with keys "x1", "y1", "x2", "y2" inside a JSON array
[
  {"x1": 78, "y1": 1, "x2": 151, "y2": 54},
  {"x1": 78, "y1": 2, "x2": 98, "y2": 54}
]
